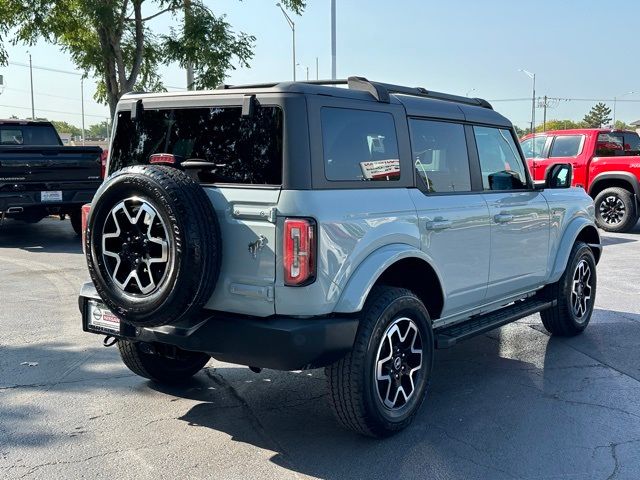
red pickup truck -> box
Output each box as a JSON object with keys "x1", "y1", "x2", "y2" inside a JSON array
[{"x1": 521, "y1": 128, "x2": 640, "y2": 232}]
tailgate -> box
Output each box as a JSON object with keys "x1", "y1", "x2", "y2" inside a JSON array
[
  {"x1": 0, "y1": 146, "x2": 102, "y2": 186},
  {"x1": 204, "y1": 187, "x2": 280, "y2": 317}
]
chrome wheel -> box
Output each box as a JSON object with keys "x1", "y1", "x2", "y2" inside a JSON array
[
  {"x1": 102, "y1": 197, "x2": 170, "y2": 295},
  {"x1": 599, "y1": 195, "x2": 626, "y2": 225},
  {"x1": 375, "y1": 317, "x2": 423, "y2": 410},
  {"x1": 571, "y1": 259, "x2": 593, "y2": 320}
]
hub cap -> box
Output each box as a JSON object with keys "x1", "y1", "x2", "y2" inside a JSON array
[
  {"x1": 102, "y1": 197, "x2": 170, "y2": 295},
  {"x1": 599, "y1": 195, "x2": 626, "y2": 225},
  {"x1": 375, "y1": 317, "x2": 423, "y2": 410},
  {"x1": 571, "y1": 259, "x2": 592, "y2": 320}
]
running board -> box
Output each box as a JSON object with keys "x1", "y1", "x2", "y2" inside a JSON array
[{"x1": 435, "y1": 298, "x2": 555, "y2": 349}]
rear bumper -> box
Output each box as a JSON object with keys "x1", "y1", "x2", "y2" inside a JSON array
[
  {"x1": 79, "y1": 282, "x2": 359, "y2": 371},
  {"x1": 0, "y1": 189, "x2": 97, "y2": 212}
]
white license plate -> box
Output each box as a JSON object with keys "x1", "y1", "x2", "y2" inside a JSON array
[
  {"x1": 87, "y1": 300, "x2": 120, "y2": 334},
  {"x1": 41, "y1": 190, "x2": 63, "y2": 202}
]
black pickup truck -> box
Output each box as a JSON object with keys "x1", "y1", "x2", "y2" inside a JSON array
[{"x1": 0, "y1": 119, "x2": 103, "y2": 234}]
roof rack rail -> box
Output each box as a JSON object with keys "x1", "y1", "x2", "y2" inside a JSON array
[
  {"x1": 346, "y1": 76, "x2": 493, "y2": 109},
  {"x1": 215, "y1": 76, "x2": 492, "y2": 109}
]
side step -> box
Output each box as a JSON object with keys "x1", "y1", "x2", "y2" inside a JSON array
[{"x1": 435, "y1": 298, "x2": 555, "y2": 349}]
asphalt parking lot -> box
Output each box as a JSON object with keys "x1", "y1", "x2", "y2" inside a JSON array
[{"x1": 1, "y1": 218, "x2": 639, "y2": 480}]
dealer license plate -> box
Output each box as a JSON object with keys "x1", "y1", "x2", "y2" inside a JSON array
[
  {"x1": 41, "y1": 190, "x2": 63, "y2": 202},
  {"x1": 87, "y1": 300, "x2": 120, "y2": 335}
]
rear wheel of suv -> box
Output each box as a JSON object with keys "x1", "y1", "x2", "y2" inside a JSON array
[
  {"x1": 540, "y1": 241, "x2": 596, "y2": 336},
  {"x1": 594, "y1": 187, "x2": 638, "y2": 233},
  {"x1": 326, "y1": 286, "x2": 434, "y2": 437},
  {"x1": 85, "y1": 165, "x2": 221, "y2": 328},
  {"x1": 118, "y1": 339, "x2": 210, "y2": 384}
]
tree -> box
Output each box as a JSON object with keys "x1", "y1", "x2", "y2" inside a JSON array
[
  {"x1": 614, "y1": 120, "x2": 636, "y2": 131},
  {"x1": 87, "y1": 120, "x2": 109, "y2": 139},
  {"x1": 583, "y1": 102, "x2": 612, "y2": 128},
  {"x1": 49, "y1": 120, "x2": 82, "y2": 138},
  {"x1": 0, "y1": 0, "x2": 305, "y2": 117}
]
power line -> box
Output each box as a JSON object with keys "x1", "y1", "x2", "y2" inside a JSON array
[
  {"x1": 4, "y1": 86, "x2": 81, "y2": 102},
  {"x1": 0, "y1": 103, "x2": 106, "y2": 119},
  {"x1": 7, "y1": 60, "x2": 82, "y2": 76},
  {"x1": 491, "y1": 97, "x2": 640, "y2": 103}
]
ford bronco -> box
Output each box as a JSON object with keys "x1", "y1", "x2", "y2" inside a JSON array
[{"x1": 79, "y1": 77, "x2": 601, "y2": 437}]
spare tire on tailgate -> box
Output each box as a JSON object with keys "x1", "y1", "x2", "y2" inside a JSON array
[{"x1": 85, "y1": 165, "x2": 221, "y2": 328}]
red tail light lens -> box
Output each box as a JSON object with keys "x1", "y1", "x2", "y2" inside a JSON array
[
  {"x1": 149, "y1": 153, "x2": 176, "y2": 165},
  {"x1": 81, "y1": 203, "x2": 91, "y2": 253},
  {"x1": 100, "y1": 150, "x2": 108, "y2": 179},
  {"x1": 283, "y1": 218, "x2": 316, "y2": 286}
]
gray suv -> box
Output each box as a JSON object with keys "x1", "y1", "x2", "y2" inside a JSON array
[{"x1": 80, "y1": 77, "x2": 602, "y2": 437}]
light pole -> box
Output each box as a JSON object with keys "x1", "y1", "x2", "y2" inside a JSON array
[
  {"x1": 80, "y1": 77, "x2": 85, "y2": 145},
  {"x1": 297, "y1": 63, "x2": 309, "y2": 81},
  {"x1": 28, "y1": 52, "x2": 35, "y2": 119},
  {"x1": 276, "y1": 3, "x2": 296, "y2": 81},
  {"x1": 613, "y1": 91, "x2": 635, "y2": 128},
  {"x1": 331, "y1": 0, "x2": 336, "y2": 80},
  {"x1": 519, "y1": 69, "x2": 536, "y2": 136}
]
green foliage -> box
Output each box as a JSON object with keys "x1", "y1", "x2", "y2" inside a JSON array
[
  {"x1": 0, "y1": 0, "x2": 305, "y2": 115},
  {"x1": 614, "y1": 120, "x2": 636, "y2": 131},
  {"x1": 86, "y1": 120, "x2": 109, "y2": 138},
  {"x1": 535, "y1": 119, "x2": 585, "y2": 133},
  {"x1": 582, "y1": 102, "x2": 612, "y2": 128},
  {"x1": 49, "y1": 119, "x2": 82, "y2": 137}
]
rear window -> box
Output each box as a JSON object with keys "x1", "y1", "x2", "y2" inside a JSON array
[
  {"x1": 109, "y1": 106, "x2": 284, "y2": 185},
  {"x1": 321, "y1": 107, "x2": 400, "y2": 181},
  {"x1": 0, "y1": 125, "x2": 61, "y2": 146},
  {"x1": 549, "y1": 135, "x2": 583, "y2": 157}
]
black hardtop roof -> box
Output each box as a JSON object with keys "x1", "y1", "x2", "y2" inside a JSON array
[{"x1": 122, "y1": 76, "x2": 512, "y2": 128}]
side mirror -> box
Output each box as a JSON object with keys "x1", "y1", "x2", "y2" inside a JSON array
[{"x1": 544, "y1": 163, "x2": 572, "y2": 189}]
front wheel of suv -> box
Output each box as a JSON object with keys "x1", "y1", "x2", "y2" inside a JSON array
[
  {"x1": 118, "y1": 339, "x2": 210, "y2": 384},
  {"x1": 540, "y1": 241, "x2": 596, "y2": 336},
  {"x1": 326, "y1": 286, "x2": 434, "y2": 437},
  {"x1": 594, "y1": 187, "x2": 638, "y2": 233}
]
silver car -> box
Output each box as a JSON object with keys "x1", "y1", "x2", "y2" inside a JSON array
[{"x1": 80, "y1": 77, "x2": 601, "y2": 437}]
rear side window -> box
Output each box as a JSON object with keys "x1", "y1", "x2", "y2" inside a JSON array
[
  {"x1": 596, "y1": 133, "x2": 623, "y2": 157},
  {"x1": 0, "y1": 125, "x2": 61, "y2": 145},
  {"x1": 409, "y1": 119, "x2": 471, "y2": 193},
  {"x1": 623, "y1": 133, "x2": 640, "y2": 155},
  {"x1": 549, "y1": 135, "x2": 583, "y2": 157},
  {"x1": 321, "y1": 107, "x2": 399, "y2": 181},
  {"x1": 474, "y1": 126, "x2": 528, "y2": 191},
  {"x1": 110, "y1": 106, "x2": 284, "y2": 185}
]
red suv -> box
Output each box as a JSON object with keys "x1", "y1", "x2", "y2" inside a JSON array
[{"x1": 521, "y1": 128, "x2": 640, "y2": 232}]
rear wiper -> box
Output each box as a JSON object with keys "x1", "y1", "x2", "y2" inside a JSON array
[{"x1": 181, "y1": 159, "x2": 227, "y2": 169}]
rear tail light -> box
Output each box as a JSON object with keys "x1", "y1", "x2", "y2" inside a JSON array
[
  {"x1": 81, "y1": 203, "x2": 91, "y2": 253},
  {"x1": 100, "y1": 150, "x2": 108, "y2": 179},
  {"x1": 149, "y1": 153, "x2": 177, "y2": 165},
  {"x1": 283, "y1": 218, "x2": 316, "y2": 286}
]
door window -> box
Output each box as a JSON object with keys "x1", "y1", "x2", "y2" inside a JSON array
[
  {"x1": 549, "y1": 135, "x2": 583, "y2": 157},
  {"x1": 520, "y1": 136, "x2": 547, "y2": 158},
  {"x1": 596, "y1": 133, "x2": 624, "y2": 157},
  {"x1": 409, "y1": 119, "x2": 471, "y2": 193},
  {"x1": 321, "y1": 107, "x2": 400, "y2": 181},
  {"x1": 474, "y1": 126, "x2": 529, "y2": 191}
]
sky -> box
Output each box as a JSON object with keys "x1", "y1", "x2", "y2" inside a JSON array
[{"x1": 1, "y1": 0, "x2": 640, "y2": 130}]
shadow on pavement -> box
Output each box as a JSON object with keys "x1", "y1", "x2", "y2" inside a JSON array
[
  {"x1": 0, "y1": 217, "x2": 82, "y2": 254},
  {"x1": 148, "y1": 318, "x2": 640, "y2": 480}
]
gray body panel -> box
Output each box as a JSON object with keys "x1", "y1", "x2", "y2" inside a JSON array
[{"x1": 106, "y1": 81, "x2": 601, "y2": 331}]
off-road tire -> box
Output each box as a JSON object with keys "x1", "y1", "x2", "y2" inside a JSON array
[
  {"x1": 118, "y1": 339, "x2": 210, "y2": 384},
  {"x1": 594, "y1": 187, "x2": 637, "y2": 233},
  {"x1": 540, "y1": 241, "x2": 596, "y2": 336},
  {"x1": 85, "y1": 165, "x2": 221, "y2": 328},
  {"x1": 326, "y1": 286, "x2": 434, "y2": 437},
  {"x1": 70, "y1": 208, "x2": 82, "y2": 236}
]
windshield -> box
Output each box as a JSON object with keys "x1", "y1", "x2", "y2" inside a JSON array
[{"x1": 109, "y1": 105, "x2": 284, "y2": 185}]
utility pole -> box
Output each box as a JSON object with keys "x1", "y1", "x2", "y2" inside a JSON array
[
  {"x1": 543, "y1": 95, "x2": 547, "y2": 132},
  {"x1": 331, "y1": 0, "x2": 336, "y2": 80},
  {"x1": 277, "y1": 3, "x2": 296, "y2": 81},
  {"x1": 316, "y1": 57, "x2": 319, "y2": 80},
  {"x1": 613, "y1": 91, "x2": 635, "y2": 128},
  {"x1": 185, "y1": 0, "x2": 194, "y2": 90},
  {"x1": 28, "y1": 52, "x2": 35, "y2": 119}
]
